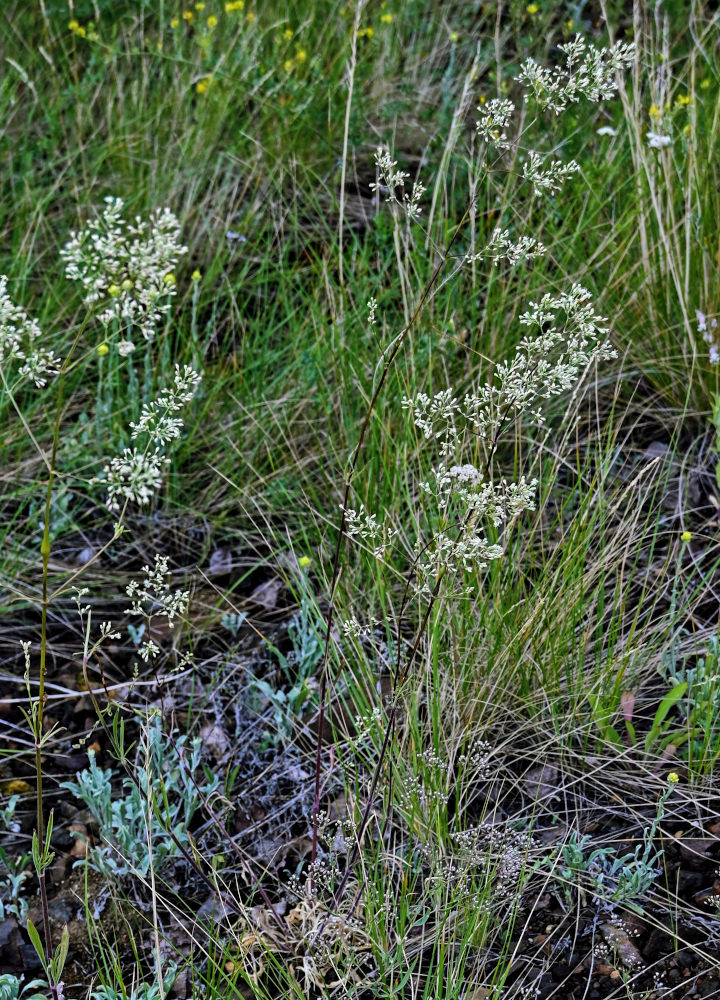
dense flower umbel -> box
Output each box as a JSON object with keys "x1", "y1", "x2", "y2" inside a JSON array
[
  {"x1": 0, "y1": 276, "x2": 60, "y2": 387},
  {"x1": 60, "y1": 196, "x2": 188, "y2": 341}
]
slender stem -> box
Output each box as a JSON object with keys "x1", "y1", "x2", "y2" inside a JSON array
[
  {"x1": 310, "y1": 208, "x2": 471, "y2": 873},
  {"x1": 35, "y1": 325, "x2": 86, "y2": 989}
]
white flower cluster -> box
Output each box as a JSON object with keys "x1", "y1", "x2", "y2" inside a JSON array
[
  {"x1": 522, "y1": 150, "x2": 580, "y2": 198},
  {"x1": 101, "y1": 448, "x2": 169, "y2": 512},
  {"x1": 126, "y1": 554, "x2": 189, "y2": 661},
  {"x1": 517, "y1": 37, "x2": 635, "y2": 115},
  {"x1": 476, "y1": 97, "x2": 515, "y2": 149},
  {"x1": 396, "y1": 286, "x2": 614, "y2": 592},
  {"x1": 130, "y1": 365, "x2": 202, "y2": 444},
  {"x1": 98, "y1": 364, "x2": 202, "y2": 511},
  {"x1": 60, "y1": 196, "x2": 188, "y2": 342},
  {"x1": 421, "y1": 466, "x2": 537, "y2": 522},
  {"x1": 697, "y1": 308, "x2": 719, "y2": 363},
  {"x1": 451, "y1": 822, "x2": 538, "y2": 896},
  {"x1": 0, "y1": 276, "x2": 60, "y2": 388},
  {"x1": 344, "y1": 502, "x2": 397, "y2": 558},
  {"x1": 458, "y1": 284, "x2": 615, "y2": 442},
  {"x1": 480, "y1": 228, "x2": 547, "y2": 266},
  {"x1": 647, "y1": 131, "x2": 672, "y2": 149},
  {"x1": 370, "y1": 147, "x2": 425, "y2": 220},
  {"x1": 341, "y1": 615, "x2": 381, "y2": 639}
]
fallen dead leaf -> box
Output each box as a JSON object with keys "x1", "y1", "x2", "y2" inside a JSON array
[{"x1": 249, "y1": 577, "x2": 282, "y2": 610}]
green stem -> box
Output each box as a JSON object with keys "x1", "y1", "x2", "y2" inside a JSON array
[{"x1": 35, "y1": 325, "x2": 87, "y2": 989}]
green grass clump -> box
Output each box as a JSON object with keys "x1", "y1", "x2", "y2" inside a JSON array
[{"x1": 1, "y1": 1, "x2": 720, "y2": 997}]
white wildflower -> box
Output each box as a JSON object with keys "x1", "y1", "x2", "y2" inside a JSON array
[
  {"x1": 371, "y1": 147, "x2": 424, "y2": 219},
  {"x1": 479, "y1": 228, "x2": 547, "y2": 266},
  {"x1": 98, "y1": 366, "x2": 201, "y2": 510},
  {"x1": 401, "y1": 388, "x2": 460, "y2": 443},
  {"x1": 117, "y1": 339, "x2": 136, "y2": 356},
  {"x1": 60, "y1": 196, "x2": 188, "y2": 340},
  {"x1": 342, "y1": 616, "x2": 381, "y2": 638},
  {"x1": 344, "y1": 503, "x2": 397, "y2": 558},
  {"x1": 596, "y1": 125, "x2": 618, "y2": 136},
  {"x1": 370, "y1": 147, "x2": 408, "y2": 200},
  {"x1": 710, "y1": 345, "x2": 719, "y2": 364},
  {"x1": 126, "y1": 554, "x2": 190, "y2": 630},
  {"x1": 517, "y1": 38, "x2": 635, "y2": 115},
  {"x1": 523, "y1": 150, "x2": 580, "y2": 198},
  {"x1": 367, "y1": 297, "x2": 378, "y2": 326},
  {"x1": 130, "y1": 365, "x2": 202, "y2": 446},
  {"x1": 647, "y1": 131, "x2": 672, "y2": 149},
  {"x1": 476, "y1": 98, "x2": 515, "y2": 149},
  {"x1": 0, "y1": 275, "x2": 60, "y2": 387},
  {"x1": 100, "y1": 447, "x2": 169, "y2": 511},
  {"x1": 461, "y1": 284, "x2": 615, "y2": 442}
]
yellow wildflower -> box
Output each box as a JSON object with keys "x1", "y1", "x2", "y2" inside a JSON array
[
  {"x1": 649, "y1": 104, "x2": 661, "y2": 117},
  {"x1": 298, "y1": 555, "x2": 312, "y2": 567},
  {"x1": 191, "y1": 269, "x2": 202, "y2": 281},
  {"x1": 207, "y1": 14, "x2": 218, "y2": 27},
  {"x1": 163, "y1": 273, "x2": 177, "y2": 285},
  {"x1": 182, "y1": 10, "x2": 194, "y2": 21},
  {"x1": 295, "y1": 48, "x2": 307, "y2": 63},
  {"x1": 225, "y1": 0, "x2": 244, "y2": 9},
  {"x1": 674, "y1": 93, "x2": 690, "y2": 106},
  {"x1": 380, "y1": 12, "x2": 392, "y2": 22},
  {"x1": 668, "y1": 772, "x2": 679, "y2": 783},
  {"x1": 449, "y1": 30, "x2": 459, "y2": 43},
  {"x1": 246, "y1": 11, "x2": 256, "y2": 23},
  {"x1": 108, "y1": 284, "x2": 121, "y2": 297},
  {"x1": 527, "y1": 3, "x2": 539, "y2": 13},
  {"x1": 195, "y1": 1, "x2": 205, "y2": 8},
  {"x1": 170, "y1": 16, "x2": 179, "y2": 27},
  {"x1": 97, "y1": 343, "x2": 109, "y2": 356},
  {"x1": 283, "y1": 58, "x2": 293, "y2": 73},
  {"x1": 284, "y1": 27, "x2": 293, "y2": 39},
  {"x1": 196, "y1": 78, "x2": 210, "y2": 93},
  {"x1": 358, "y1": 25, "x2": 374, "y2": 37},
  {"x1": 680, "y1": 530, "x2": 692, "y2": 542}
]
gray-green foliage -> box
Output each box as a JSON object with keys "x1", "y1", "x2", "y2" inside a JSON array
[
  {"x1": 60, "y1": 716, "x2": 220, "y2": 878},
  {"x1": 0, "y1": 976, "x2": 47, "y2": 1000},
  {"x1": 91, "y1": 966, "x2": 177, "y2": 1000},
  {"x1": 546, "y1": 778, "x2": 676, "y2": 914},
  {"x1": 554, "y1": 831, "x2": 660, "y2": 914},
  {"x1": 250, "y1": 594, "x2": 325, "y2": 742},
  {"x1": 0, "y1": 796, "x2": 32, "y2": 924}
]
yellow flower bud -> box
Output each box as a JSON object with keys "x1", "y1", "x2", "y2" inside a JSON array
[
  {"x1": 680, "y1": 531, "x2": 692, "y2": 542},
  {"x1": 163, "y1": 273, "x2": 176, "y2": 285},
  {"x1": 108, "y1": 284, "x2": 121, "y2": 297},
  {"x1": 191, "y1": 269, "x2": 202, "y2": 281},
  {"x1": 668, "y1": 772, "x2": 679, "y2": 783},
  {"x1": 121, "y1": 279, "x2": 133, "y2": 291},
  {"x1": 298, "y1": 555, "x2": 312, "y2": 567},
  {"x1": 97, "y1": 343, "x2": 109, "y2": 356}
]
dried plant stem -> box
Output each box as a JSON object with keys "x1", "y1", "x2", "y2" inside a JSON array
[{"x1": 337, "y1": 0, "x2": 364, "y2": 295}]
